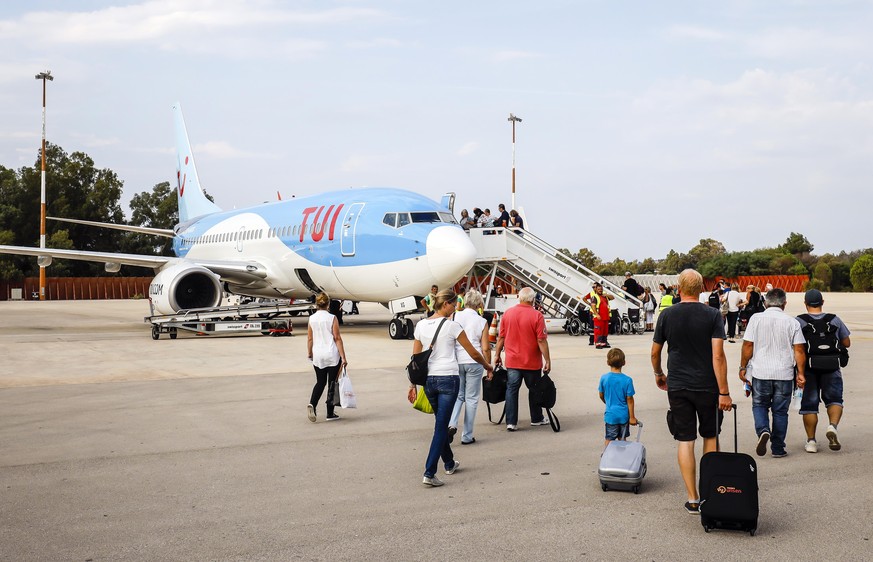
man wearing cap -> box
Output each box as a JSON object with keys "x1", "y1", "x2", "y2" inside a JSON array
[
  {"x1": 796, "y1": 289, "x2": 851, "y2": 453},
  {"x1": 738, "y1": 288, "x2": 806, "y2": 458}
]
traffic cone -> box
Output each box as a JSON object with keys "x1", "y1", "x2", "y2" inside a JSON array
[{"x1": 489, "y1": 313, "x2": 499, "y2": 346}]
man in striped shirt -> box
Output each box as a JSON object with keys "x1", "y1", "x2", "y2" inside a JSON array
[{"x1": 739, "y1": 288, "x2": 807, "y2": 458}]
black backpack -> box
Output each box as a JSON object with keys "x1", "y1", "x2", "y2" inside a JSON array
[
  {"x1": 708, "y1": 291, "x2": 721, "y2": 309},
  {"x1": 530, "y1": 374, "x2": 561, "y2": 432},
  {"x1": 798, "y1": 313, "x2": 848, "y2": 372}
]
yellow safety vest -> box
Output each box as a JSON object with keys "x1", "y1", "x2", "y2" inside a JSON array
[{"x1": 659, "y1": 294, "x2": 674, "y2": 311}]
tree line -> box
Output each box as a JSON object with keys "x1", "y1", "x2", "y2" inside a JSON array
[
  {"x1": 559, "y1": 234, "x2": 873, "y2": 292},
  {"x1": 2, "y1": 144, "x2": 872, "y2": 290}
]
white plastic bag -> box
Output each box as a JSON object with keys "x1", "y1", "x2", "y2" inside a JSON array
[
  {"x1": 791, "y1": 388, "x2": 803, "y2": 411},
  {"x1": 339, "y1": 369, "x2": 357, "y2": 409}
]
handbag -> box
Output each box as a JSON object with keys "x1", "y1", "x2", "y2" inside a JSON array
[
  {"x1": 531, "y1": 373, "x2": 561, "y2": 432},
  {"x1": 406, "y1": 317, "x2": 448, "y2": 386},
  {"x1": 412, "y1": 386, "x2": 434, "y2": 414},
  {"x1": 338, "y1": 368, "x2": 357, "y2": 409},
  {"x1": 482, "y1": 367, "x2": 508, "y2": 424}
]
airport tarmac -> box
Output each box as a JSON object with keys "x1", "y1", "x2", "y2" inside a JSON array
[{"x1": 1, "y1": 294, "x2": 871, "y2": 561}]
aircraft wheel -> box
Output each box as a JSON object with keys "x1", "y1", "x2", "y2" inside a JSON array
[
  {"x1": 169, "y1": 328, "x2": 178, "y2": 340},
  {"x1": 389, "y1": 318, "x2": 403, "y2": 339},
  {"x1": 151, "y1": 325, "x2": 160, "y2": 340},
  {"x1": 405, "y1": 318, "x2": 415, "y2": 340}
]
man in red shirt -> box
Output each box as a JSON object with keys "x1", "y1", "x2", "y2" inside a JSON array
[{"x1": 493, "y1": 287, "x2": 552, "y2": 431}]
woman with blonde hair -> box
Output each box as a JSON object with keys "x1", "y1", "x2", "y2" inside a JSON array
[
  {"x1": 448, "y1": 289, "x2": 490, "y2": 445},
  {"x1": 411, "y1": 289, "x2": 493, "y2": 487},
  {"x1": 307, "y1": 292, "x2": 348, "y2": 422}
]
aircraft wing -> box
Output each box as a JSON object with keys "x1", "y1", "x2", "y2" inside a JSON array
[
  {"x1": 48, "y1": 217, "x2": 176, "y2": 238},
  {"x1": 0, "y1": 245, "x2": 172, "y2": 269},
  {"x1": 0, "y1": 245, "x2": 269, "y2": 284}
]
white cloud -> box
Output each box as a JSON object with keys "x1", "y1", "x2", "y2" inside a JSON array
[
  {"x1": 0, "y1": 0, "x2": 389, "y2": 57},
  {"x1": 457, "y1": 141, "x2": 479, "y2": 156}
]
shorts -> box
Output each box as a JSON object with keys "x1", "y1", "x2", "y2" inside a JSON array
[
  {"x1": 604, "y1": 422, "x2": 630, "y2": 441},
  {"x1": 667, "y1": 389, "x2": 723, "y2": 441},
  {"x1": 799, "y1": 370, "x2": 844, "y2": 414}
]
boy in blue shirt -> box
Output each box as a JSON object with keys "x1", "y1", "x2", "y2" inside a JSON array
[{"x1": 598, "y1": 348, "x2": 638, "y2": 447}]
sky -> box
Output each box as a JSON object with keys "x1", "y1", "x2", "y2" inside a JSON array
[{"x1": 1, "y1": 0, "x2": 872, "y2": 261}]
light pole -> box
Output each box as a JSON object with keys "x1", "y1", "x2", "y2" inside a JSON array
[
  {"x1": 35, "y1": 70, "x2": 53, "y2": 301},
  {"x1": 508, "y1": 113, "x2": 522, "y2": 211}
]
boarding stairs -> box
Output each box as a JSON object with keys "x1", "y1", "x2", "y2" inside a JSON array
[{"x1": 467, "y1": 227, "x2": 643, "y2": 334}]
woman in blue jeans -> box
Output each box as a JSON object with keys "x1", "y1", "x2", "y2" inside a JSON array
[
  {"x1": 448, "y1": 290, "x2": 491, "y2": 445},
  {"x1": 410, "y1": 289, "x2": 493, "y2": 487}
]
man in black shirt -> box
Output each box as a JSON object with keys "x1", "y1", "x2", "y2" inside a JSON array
[
  {"x1": 621, "y1": 272, "x2": 644, "y2": 299},
  {"x1": 497, "y1": 204, "x2": 511, "y2": 228},
  {"x1": 651, "y1": 269, "x2": 732, "y2": 515}
]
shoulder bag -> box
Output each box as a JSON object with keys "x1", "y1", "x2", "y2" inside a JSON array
[{"x1": 406, "y1": 317, "x2": 448, "y2": 386}]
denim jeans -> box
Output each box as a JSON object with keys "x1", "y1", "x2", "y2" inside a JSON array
[
  {"x1": 752, "y1": 378, "x2": 793, "y2": 454},
  {"x1": 423, "y1": 375, "x2": 460, "y2": 478},
  {"x1": 449, "y1": 363, "x2": 483, "y2": 443},
  {"x1": 505, "y1": 368, "x2": 544, "y2": 426}
]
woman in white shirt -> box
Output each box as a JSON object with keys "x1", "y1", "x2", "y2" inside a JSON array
[
  {"x1": 307, "y1": 292, "x2": 347, "y2": 422},
  {"x1": 722, "y1": 282, "x2": 746, "y2": 343},
  {"x1": 448, "y1": 290, "x2": 491, "y2": 445},
  {"x1": 411, "y1": 289, "x2": 493, "y2": 487}
]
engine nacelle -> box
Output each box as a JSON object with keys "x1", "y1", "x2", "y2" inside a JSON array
[{"x1": 148, "y1": 262, "x2": 222, "y2": 315}]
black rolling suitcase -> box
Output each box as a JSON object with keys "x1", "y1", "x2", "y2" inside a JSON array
[{"x1": 699, "y1": 404, "x2": 759, "y2": 536}]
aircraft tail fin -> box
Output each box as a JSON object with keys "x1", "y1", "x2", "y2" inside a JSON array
[{"x1": 173, "y1": 102, "x2": 222, "y2": 222}]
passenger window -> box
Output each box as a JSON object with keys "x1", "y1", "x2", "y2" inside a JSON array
[{"x1": 383, "y1": 213, "x2": 397, "y2": 227}]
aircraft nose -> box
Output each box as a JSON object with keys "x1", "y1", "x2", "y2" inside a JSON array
[{"x1": 426, "y1": 226, "x2": 477, "y2": 286}]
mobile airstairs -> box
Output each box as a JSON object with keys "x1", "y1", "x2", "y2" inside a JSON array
[{"x1": 466, "y1": 228, "x2": 644, "y2": 336}]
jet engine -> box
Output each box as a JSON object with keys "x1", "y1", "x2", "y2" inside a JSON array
[{"x1": 148, "y1": 262, "x2": 222, "y2": 315}]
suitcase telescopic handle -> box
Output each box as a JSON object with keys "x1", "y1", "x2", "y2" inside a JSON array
[
  {"x1": 715, "y1": 404, "x2": 739, "y2": 453},
  {"x1": 633, "y1": 420, "x2": 643, "y2": 442}
]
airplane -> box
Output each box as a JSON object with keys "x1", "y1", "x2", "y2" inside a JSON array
[{"x1": 0, "y1": 103, "x2": 478, "y2": 339}]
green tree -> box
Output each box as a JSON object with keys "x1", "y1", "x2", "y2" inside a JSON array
[
  {"x1": 689, "y1": 238, "x2": 726, "y2": 268},
  {"x1": 662, "y1": 249, "x2": 694, "y2": 274},
  {"x1": 850, "y1": 254, "x2": 873, "y2": 291},
  {"x1": 812, "y1": 262, "x2": 833, "y2": 290},
  {"x1": 780, "y1": 232, "x2": 814, "y2": 255},
  {"x1": 122, "y1": 181, "x2": 178, "y2": 257}
]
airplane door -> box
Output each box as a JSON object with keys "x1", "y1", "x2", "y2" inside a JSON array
[
  {"x1": 340, "y1": 203, "x2": 365, "y2": 257},
  {"x1": 236, "y1": 227, "x2": 245, "y2": 253}
]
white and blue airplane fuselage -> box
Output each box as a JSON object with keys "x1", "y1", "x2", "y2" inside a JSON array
[{"x1": 0, "y1": 103, "x2": 477, "y2": 333}]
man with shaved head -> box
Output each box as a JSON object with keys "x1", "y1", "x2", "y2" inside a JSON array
[
  {"x1": 493, "y1": 287, "x2": 552, "y2": 432},
  {"x1": 651, "y1": 269, "x2": 733, "y2": 515}
]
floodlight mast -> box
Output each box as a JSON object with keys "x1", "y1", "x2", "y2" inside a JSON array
[
  {"x1": 35, "y1": 70, "x2": 53, "y2": 301},
  {"x1": 508, "y1": 113, "x2": 522, "y2": 211}
]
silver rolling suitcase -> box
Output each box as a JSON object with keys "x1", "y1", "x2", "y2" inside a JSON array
[{"x1": 598, "y1": 422, "x2": 646, "y2": 494}]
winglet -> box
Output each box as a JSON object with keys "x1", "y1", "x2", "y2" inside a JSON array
[{"x1": 173, "y1": 102, "x2": 222, "y2": 222}]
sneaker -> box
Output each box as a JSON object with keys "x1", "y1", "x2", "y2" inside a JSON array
[
  {"x1": 307, "y1": 404, "x2": 316, "y2": 423},
  {"x1": 805, "y1": 439, "x2": 818, "y2": 453},
  {"x1": 422, "y1": 475, "x2": 444, "y2": 487},
  {"x1": 461, "y1": 438, "x2": 476, "y2": 445},
  {"x1": 445, "y1": 460, "x2": 460, "y2": 475},
  {"x1": 772, "y1": 451, "x2": 788, "y2": 458},
  {"x1": 447, "y1": 426, "x2": 457, "y2": 443},
  {"x1": 684, "y1": 501, "x2": 701, "y2": 515},
  {"x1": 755, "y1": 432, "x2": 770, "y2": 457},
  {"x1": 826, "y1": 425, "x2": 841, "y2": 451},
  {"x1": 507, "y1": 424, "x2": 518, "y2": 432},
  {"x1": 531, "y1": 418, "x2": 550, "y2": 426},
  {"x1": 326, "y1": 414, "x2": 340, "y2": 421}
]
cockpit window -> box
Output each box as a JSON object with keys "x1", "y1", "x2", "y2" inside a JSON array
[
  {"x1": 410, "y1": 212, "x2": 441, "y2": 223},
  {"x1": 398, "y1": 213, "x2": 411, "y2": 227},
  {"x1": 439, "y1": 212, "x2": 457, "y2": 224},
  {"x1": 382, "y1": 213, "x2": 397, "y2": 227}
]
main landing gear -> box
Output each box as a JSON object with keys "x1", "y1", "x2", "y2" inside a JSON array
[{"x1": 389, "y1": 316, "x2": 415, "y2": 340}]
